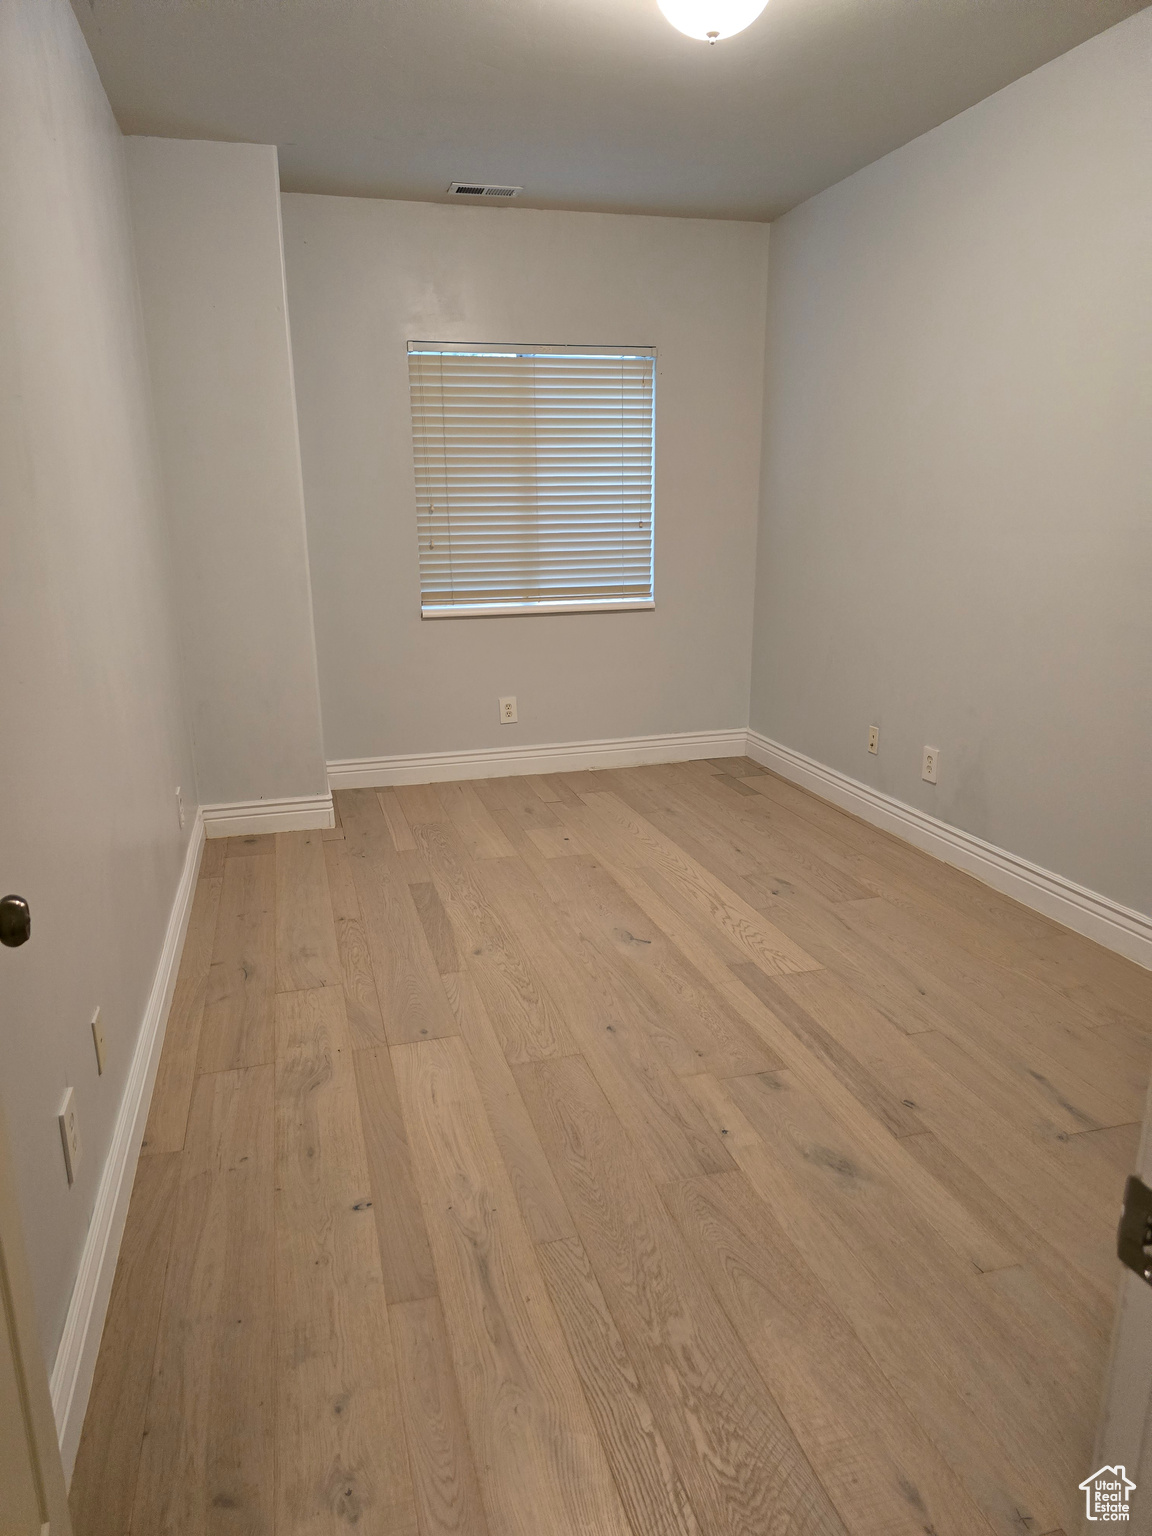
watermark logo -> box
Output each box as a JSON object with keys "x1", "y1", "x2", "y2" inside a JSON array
[{"x1": 1080, "y1": 1465, "x2": 1136, "y2": 1521}]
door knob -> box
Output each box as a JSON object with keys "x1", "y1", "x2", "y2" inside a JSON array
[{"x1": 0, "y1": 895, "x2": 31, "y2": 948}]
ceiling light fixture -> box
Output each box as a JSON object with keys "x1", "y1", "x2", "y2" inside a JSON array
[{"x1": 657, "y1": 0, "x2": 769, "y2": 44}]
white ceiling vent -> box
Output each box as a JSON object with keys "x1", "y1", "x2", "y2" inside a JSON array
[{"x1": 447, "y1": 181, "x2": 523, "y2": 199}]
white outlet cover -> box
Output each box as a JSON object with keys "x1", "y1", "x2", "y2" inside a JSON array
[
  {"x1": 59, "y1": 1087, "x2": 81, "y2": 1185},
  {"x1": 922, "y1": 746, "x2": 939, "y2": 784},
  {"x1": 498, "y1": 695, "x2": 518, "y2": 724},
  {"x1": 176, "y1": 785, "x2": 186, "y2": 830},
  {"x1": 868, "y1": 725, "x2": 879, "y2": 755}
]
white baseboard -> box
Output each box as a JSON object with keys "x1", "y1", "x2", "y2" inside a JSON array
[
  {"x1": 327, "y1": 728, "x2": 748, "y2": 790},
  {"x1": 51, "y1": 808, "x2": 207, "y2": 1481},
  {"x1": 201, "y1": 792, "x2": 335, "y2": 838},
  {"x1": 746, "y1": 730, "x2": 1152, "y2": 970}
]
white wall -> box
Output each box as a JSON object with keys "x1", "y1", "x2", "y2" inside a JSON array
[
  {"x1": 281, "y1": 197, "x2": 770, "y2": 762},
  {"x1": 0, "y1": 0, "x2": 196, "y2": 1365},
  {"x1": 750, "y1": 11, "x2": 1152, "y2": 917},
  {"x1": 126, "y1": 138, "x2": 328, "y2": 807}
]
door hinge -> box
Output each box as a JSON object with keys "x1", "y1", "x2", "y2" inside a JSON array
[{"x1": 1118, "y1": 1174, "x2": 1152, "y2": 1286}]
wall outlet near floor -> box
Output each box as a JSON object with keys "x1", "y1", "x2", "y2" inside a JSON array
[
  {"x1": 922, "y1": 746, "x2": 939, "y2": 784},
  {"x1": 91, "y1": 1007, "x2": 106, "y2": 1076},
  {"x1": 498, "y1": 696, "x2": 518, "y2": 724},
  {"x1": 176, "y1": 785, "x2": 186, "y2": 830},
  {"x1": 868, "y1": 725, "x2": 879, "y2": 755},
  {"x1": 59, "y1": 1087, "x2": 81, "y2": 1186}
]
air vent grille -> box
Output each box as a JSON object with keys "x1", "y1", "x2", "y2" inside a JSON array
[{"x1": 447, "y1": 182, "x2": 523, "y2": 199}]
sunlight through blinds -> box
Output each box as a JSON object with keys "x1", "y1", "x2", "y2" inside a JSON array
[{"x1": 408, "y1": 343, "x2": 655, "y2": 616}]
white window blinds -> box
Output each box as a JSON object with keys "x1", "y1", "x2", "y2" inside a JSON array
[{"x1": 408, "y1": 343, "x2": 655, "y2": 617}]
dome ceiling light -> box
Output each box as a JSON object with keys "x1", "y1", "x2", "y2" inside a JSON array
[{"x1": 657, "y1": 0, "x2": 770, "y2": 44}]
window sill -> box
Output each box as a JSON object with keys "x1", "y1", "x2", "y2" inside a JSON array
[{"x1": 421, "y1": 598, "x2": 655, "y2": 620}]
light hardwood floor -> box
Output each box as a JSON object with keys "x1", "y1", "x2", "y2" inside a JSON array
[{"x1": 69, "y1": 759, "x2": 1152, "y2": 1536}]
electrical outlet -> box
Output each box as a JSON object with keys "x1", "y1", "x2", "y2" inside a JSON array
[
  {"x1": 922, "y1": 746, "x2": 939, "y2": 784},
  {"x1": 91, "y1": 1007, "x2": 106, "y2": 1075},
  {"x1": 498, "y1": 696, "x2": 518, "y2": 724},
  {"x1": 176, "y1": 786, "x2": 186, "y2": 831},
  {"x1": 868, "y1": 725, "x2": 879, "y2": 755},
  {"x1": 59, "y1": 1087, "x2": 81, "y2": 1186}
]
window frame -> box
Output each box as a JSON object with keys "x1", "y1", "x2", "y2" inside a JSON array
[{"x1": 407, "y1": 340, "x2": 657, "y2": 620}]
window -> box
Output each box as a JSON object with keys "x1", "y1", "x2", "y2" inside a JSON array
[{"x1": 407, "y1": 342, "x2": 655, "y2": 617}]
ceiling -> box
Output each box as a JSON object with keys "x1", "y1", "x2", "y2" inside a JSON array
[{"x1": 72, "y1": 0, "x2": 1146, "y2": 221}]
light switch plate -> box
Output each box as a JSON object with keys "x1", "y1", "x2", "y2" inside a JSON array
[
  {"x1": 59, "y1": 1087, "x2": 81, "y2": 1186},
  {"x1": 92, "y1": 1008, "x2": 106, "y2": 1075}
]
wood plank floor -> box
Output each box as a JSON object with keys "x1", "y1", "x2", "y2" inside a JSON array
[{"x1": 70, "y1": 761, "x2": 1152, "y2": 1536}]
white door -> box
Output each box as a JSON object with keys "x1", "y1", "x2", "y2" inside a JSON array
[
  {"x1": 1, "y1": 1261, "x2": 45, "y2": 1535},
  {"x1": 0, "y1": 896, "x2": 71, "y2": 1536},
  {"x1": 0, "y1": 1123, "x2": 69, "y2": 1536},
  {"x1": 1092, "y1": 1068, "x2": 1152, "y2": 1533}
]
